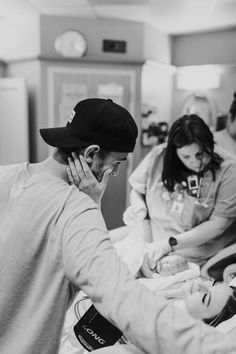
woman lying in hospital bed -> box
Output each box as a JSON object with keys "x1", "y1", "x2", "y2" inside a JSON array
[
  {"x1": 59, "y1": 269, "x2": 236, "y2": 354},
  {"x1": 59, "y1": 226, "x2": 199, "y2": 354},
  {"x1": 182, "y1": 276, "x2": 236, "y2": 340},
  {"x1": 113, "y1": 222, "x2": 236, "y2": 341},
  {"x1": 59, "y1": 222, "x2": 236, "y2": 353}
]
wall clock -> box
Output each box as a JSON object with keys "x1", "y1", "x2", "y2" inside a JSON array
[{"x1": 55, "y1": 30, "x2": 87, "y2": 58}]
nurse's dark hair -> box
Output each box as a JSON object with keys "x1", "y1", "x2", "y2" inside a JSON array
[
  {"x1": 162, "y1": 114, "x2": 223, "y2": 192},
  {"x1": 204, "y1": 286, "x2": 236, "y2": 327},
  {"x1": 229, "y1": 91, "x2": 236, "y2": 122}
]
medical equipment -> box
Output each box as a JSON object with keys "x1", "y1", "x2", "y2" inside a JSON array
[
  {"x1": 194, "y1": 181, "x2": 214, "y2": 208},
  {"x1": 187, "y1": 175, "x2": 199, "y2": 192},
  {"x1": 74, "y1": 296, "x2": 123, "y2": 352},
  {"x1": 201, "y1": 244, "x2": 236, "y2": 283}
]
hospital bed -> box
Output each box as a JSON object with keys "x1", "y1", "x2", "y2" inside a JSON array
[
  {"x1": 201, "y1": 243, "x2": 236, "y2": 284},
  {"x1": 59, "y1": 229, "x2": 236, "y2": 353}
]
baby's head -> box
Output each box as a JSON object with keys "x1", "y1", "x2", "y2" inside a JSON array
[
  {"x1": 156, "y1": 254, "x2": 189, "y2": 277},
  {"x1": 139, "y1": 253, "x2": 189, "y2": 279}
]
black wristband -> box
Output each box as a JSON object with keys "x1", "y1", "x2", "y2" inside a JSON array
[{"x1": 168, "y1": 237, "x2": 178, "y2": 252}]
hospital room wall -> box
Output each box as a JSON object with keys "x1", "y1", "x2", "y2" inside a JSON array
[
  {"x1": 1, "y1": 14, "x2": 173, "y2": 229},
  {"x1": 5, "y1": 60, "x2": 43, "y2": 163},
  {"x1": 2, "y1": 14, "x2": 172, "y2": 164},
  {"x1": 0, "y1": 61, "x2": 5, "y2": 76},
  {"x1": 171, "y1": 66, "x2": 236, "y2": 129},
  {"x1": 171, "y1": 28, "x2": 236, "y2": 129},
  {"x1": 140, "y1": 61, "x2": 174, "y2": 159},
  {"x1": 2, "y1": 18, "x2": 236, "y2": 164}
]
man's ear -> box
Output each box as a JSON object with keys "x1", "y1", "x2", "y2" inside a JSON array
[{"x1": 84, "y1": 145, "x2": 100, "y2": 163}]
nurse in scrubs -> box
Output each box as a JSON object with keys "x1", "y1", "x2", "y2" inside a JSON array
[{"x1": 123, "y1": 114, "x2": 236, "y2": 268}]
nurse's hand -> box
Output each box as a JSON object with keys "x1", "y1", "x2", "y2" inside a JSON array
[
  {"x1": 145, "y1": 240, "x2": 172, "y2": 270},
  {"x1": 67, "y1": 153, "x2": 112, "y2": 205},
  {"x1": 139, "y1": 253, "x2": 157, "y2": 278}
]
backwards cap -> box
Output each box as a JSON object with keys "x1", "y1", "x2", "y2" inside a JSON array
[{"x1": 40, "y1": 98, "x2": 138, "y2": 152}]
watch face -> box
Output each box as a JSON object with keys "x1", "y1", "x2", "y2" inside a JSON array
[
  {"x1": 169, "y1": 237, "x2": 178, "y2": 246},
  {"x1": 55, "y1": 30, "x2": 87, "y2": 58}
]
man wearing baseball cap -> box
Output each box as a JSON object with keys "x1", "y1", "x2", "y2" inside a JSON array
[
  {"x1": 0, "y1": 98, "x2": 235, "y2": 354},
  {"x1": 39, "y1": 98, "x2": 138, "y2": 204}
]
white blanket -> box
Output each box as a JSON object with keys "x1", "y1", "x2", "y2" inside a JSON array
[
  {"x1": 114, "y1": 225, "x2": 200, "y2": 292},
  {"x1": 59, "y1": 226, "x2": 200, "y2": 354}
]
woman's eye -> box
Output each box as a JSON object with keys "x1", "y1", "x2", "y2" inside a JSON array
[
  {"x1": 196, "y1": 152, "x2": 203, "y2": 159},
  {"x1": 202, "y1": 293, "x2": 207, "y2": 304},
  {"x1": 202, "y1": 291, "x2": 211, "y2": 306}
]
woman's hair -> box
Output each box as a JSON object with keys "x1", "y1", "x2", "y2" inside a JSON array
[
  {"x1": 229, "y1": 91, "x2": 236, "y2": 122},
  {"x1": 162, "y1": 114, "x2": 223, "y2": 192},
  {"x1": 204, "y1": 286, "x2": 236, "y2": 327}
]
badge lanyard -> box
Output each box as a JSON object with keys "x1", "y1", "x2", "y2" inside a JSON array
[
  {"x1": 170, "y1": 192, "x2": 184, "y2": 216},
  {"x1": 187, "y1": 175, "x2": 201, "y2": 197},
  {"x1": 170, "y1": 185, "x2": 184, "y2": 216},
  {"x1": 195, "y1": 181, "x2": 214, "y2": 208},
  {"x1": 169, "y1": 175, "x2": 213, "y2": 216}
]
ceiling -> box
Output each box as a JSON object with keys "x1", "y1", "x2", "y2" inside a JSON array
[{"x1": 0, "y1": 0, "x2": 236, "y2": 35}]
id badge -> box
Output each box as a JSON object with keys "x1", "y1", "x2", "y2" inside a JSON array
[{"x1": 170, "y1": 200, "x2": 184, "y2": 216}]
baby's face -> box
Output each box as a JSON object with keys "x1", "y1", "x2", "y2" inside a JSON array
[{"x1": 156, "y1": 254, "x2": 189, "y2": 277}]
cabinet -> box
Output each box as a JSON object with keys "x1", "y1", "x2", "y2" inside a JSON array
[{"x1": 0, "y1": 77, "x2": 29, "y2": 164}]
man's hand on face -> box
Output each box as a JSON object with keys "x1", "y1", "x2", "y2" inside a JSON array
[{"x1": 67, "y1": 152, "x2": 112, "y2": 205}]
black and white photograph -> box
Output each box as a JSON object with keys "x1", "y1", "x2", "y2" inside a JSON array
[{"x1": 0, "y1": 1, "x2": 236, "y2": 353}]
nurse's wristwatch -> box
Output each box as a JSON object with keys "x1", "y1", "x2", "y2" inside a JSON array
[{"x1": 168, "y1": 237, "x2": 178, "y2": 252}]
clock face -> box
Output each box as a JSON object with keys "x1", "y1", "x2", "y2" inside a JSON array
[{"x1": 55, "y1": 30, "x2": 87, "y2": 58}]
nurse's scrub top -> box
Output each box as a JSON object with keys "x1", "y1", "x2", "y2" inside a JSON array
[{"x1": 129, "y1": 143, "x2": 236, "y2": 265}]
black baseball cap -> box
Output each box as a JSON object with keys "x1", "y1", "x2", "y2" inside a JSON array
[{"x1": 40, "y1": 98, "x2": 138, "y2": 152}]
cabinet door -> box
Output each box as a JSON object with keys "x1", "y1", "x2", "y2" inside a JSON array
[
  {"x1": 48, "y1": 65, "x2": 137, "y2": 229},
  {"x1": 0, "y1": 78, "x2": 28, "y2": 164}
]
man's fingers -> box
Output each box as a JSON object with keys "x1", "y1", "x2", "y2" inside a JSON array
[
  {"x1": 67, "y1": 167, "x2": 73, "y2": 184},
  {"x1": 68, "y1": 157, "x2": 79, "y2": 182},
  {"x1": 71, "y1": 153, "x2": 85, "y2": 177},
  {"x1": 77, "y1": 154, "x2": 94, "y2": 178},
  {"x1": 100, "y1": 169, "x2": 112, "y2": 188}
]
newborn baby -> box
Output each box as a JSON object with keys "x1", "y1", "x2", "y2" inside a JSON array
[{"x1": 139, "y1": 253, "x2": 189, "y2": 278}]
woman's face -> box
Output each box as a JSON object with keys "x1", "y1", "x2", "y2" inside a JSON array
[
  {"x1": 176, "y1": 143, "x2": 211, "y2": 173},
  {"x1": 183, "y1": 279, "x2": 232, "y2": 320}
]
